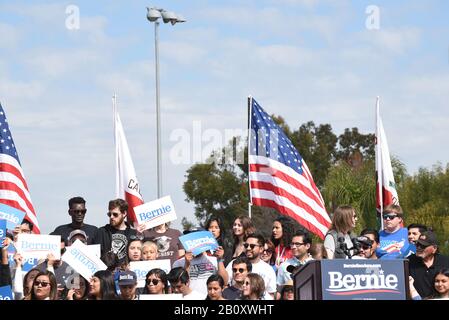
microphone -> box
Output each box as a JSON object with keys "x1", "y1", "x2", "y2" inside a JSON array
[{"x1": 286, "y1": 264, "x2": 302, "y2": 274}]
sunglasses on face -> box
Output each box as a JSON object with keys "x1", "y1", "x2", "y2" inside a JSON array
[
  {"x1": 360, "y1": 245, "x2": 372, "y2": 250},
  {"x1": 232, "y1": 268, "x2": 246, "y2": 274},
  {"x1": 70, "y1": 209, "x2": 87, "y2": 214},
  {"x1": 416, "y1": 243, "x2": 429, "y2": 249},
  {"x1": 146, "y1": 279, "x2": 160, "y2": 286},
  {"x1": 107, "y1": 211, "x2": 121, "y2": 218},
  {"x1": 382, "y1": 214, "x2": 399, "y2": 220},
  {"x1": 34, "y1": 280, "x2": 50, "y2": 288},
  {"x1": 263, "y1": 249, "x2": 273, "y2": 254},
  {"x1": 243, "y1": 243, "x2": 259, "y2": 250}
]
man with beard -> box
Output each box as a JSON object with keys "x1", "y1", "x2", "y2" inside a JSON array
[
  {"x1": 408, "y1": 230, "x2": 449, "y2": 298},
  {"x1": 51, "y1": 197, "x2": 98, "y2": 245},
  {"x1": 94, "y1": 199, "x2": 137, "y2": 264}
]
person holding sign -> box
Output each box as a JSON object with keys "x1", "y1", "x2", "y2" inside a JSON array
[
  {"x1": 94, "y1": 199, "x2": 137, "y2": 264},
  {"x1": 51, "y1": 197, "x2": 98, "y2": 245},
  {"x1": 143, "y1": 222, "x2": 184, "y2": 266}
]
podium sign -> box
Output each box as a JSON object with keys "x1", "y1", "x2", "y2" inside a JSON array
[{"x1": 320, "y1": 259, "x2": 407, "y2": 300}]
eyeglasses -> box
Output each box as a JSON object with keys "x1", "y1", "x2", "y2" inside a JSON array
[
  {"x1": 382, "y1": 214, "x2": 399, "y2": 220},
  {"x1": 107, "y1": 211, "x2": 121, "y2": 218},
  {"x1": 262, "y1": 249, "x2": 273, "y2": 254},
  {"x1": 243, "y1": 243, "x2": 260, "y2": 250},
  {"x1": 232, "y1": 268, "x2": 246, "y2": 274},
  {"x1": 34, "y1": 280, "x2": 50, "y2": 288},
  {"x1": 290, "y1": 242, "x2": 306, "y2": 247},
  {"x1": 146, "y1": 279, "x2": 160, "y2": 286},
  {"x1": 70, "y1": 209, "x2": 87, "y2": 214}
]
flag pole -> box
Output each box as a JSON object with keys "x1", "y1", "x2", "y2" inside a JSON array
[
  {"x1": 247, "y1": 95, "x2": 253, "y2": 219},
  {"x1": 113, "y1": 93, "x2": 120, "y2": 198},
  {"x1": 375, "y1": 96, "x2": 384, "y2": 231}
]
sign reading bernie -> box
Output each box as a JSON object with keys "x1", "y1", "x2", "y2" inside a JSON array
[
  {"x1": 129, "y1": 260, "x2": 171, "y2": 288},
  {"x1": 0, "y1": 203, "x2": 26, "y2": 230},
  {"x1": 134, "y1": 196, "x2": 177, "y2": 231},
  {"x1": 62, "y1": 240, "x2": 107, "y2": 281},
  {"x1": 16, "y1": 234, "x2": 61, "y2": 260},
  {"x1": 179, "y1": 231, "x2": 219, "y2": 256}
]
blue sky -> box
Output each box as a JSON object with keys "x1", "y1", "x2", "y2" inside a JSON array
[{"x1": 1, "y1": 0, "x2": 448, "y2": 233}]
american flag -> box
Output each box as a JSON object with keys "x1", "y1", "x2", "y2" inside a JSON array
[
  {"x1": 248, "y1": 97, "x2": 331, "y2": 239},
  {"x1": 0, "y1": 102, "x2": 39, "y2": 233}
]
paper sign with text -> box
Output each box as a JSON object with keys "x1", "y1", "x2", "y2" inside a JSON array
[
  {"x1": 0, "y1": 219, "x2": 6, "y2": 248},
  {"x1": 134, "y1": 196, "x2": 177, "y2": 231},
  {"x1": 16, "y1": 234, "x2": 61, "y2": 260},
  {"x1": 129, "y1": 259, "x2": 171, "y2": 288},
  {"x1": 0, "y1": 285, "x2": 13, "y2": 300},
  {"x1": 62, "y1": 239, "x2": 107, "y2": 281},
  {"x1": 0, "y1": 203, "x2": 26, "y2": 231},
  {"x1": 179, "y1": 231, "x2": 219, "y2": 256}
]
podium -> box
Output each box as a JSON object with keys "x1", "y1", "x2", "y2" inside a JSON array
[{"x1": 292, "y1": 259, "x2": 410, "y2": 300}]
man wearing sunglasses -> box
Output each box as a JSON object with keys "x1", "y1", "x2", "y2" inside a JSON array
[
  {"x1": 408, "y1": 231, "x2": 449, "y2": 298},
  {"x1": 277, "y1": 230, "x2": 313, "y2": 290},
  {"x1": 222, "y1": 256, "x2": 252, "y2": 300},
  {"x1": 50, "y1": 196, "x2": 98, "y2": 246},
  {"x1": 93, "y1": 198, "x2": 137, "y2": 264},
  {"x1": 376, "y1": 204, "x2": 415, "y2": 259},
  {"x1": 226, "y1": 233, "x2": 276, "y2": 299}
]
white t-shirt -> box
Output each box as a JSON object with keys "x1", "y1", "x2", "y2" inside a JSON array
[
  {"x1": 183, "y1": 290, "x2": 206, "y2": 300},
  {"x1": 173, "y1": 254, "x2": 218, "y2": 296},
  {"x1": 226, "y1": 259, "x2": 277, "y2": 296}
]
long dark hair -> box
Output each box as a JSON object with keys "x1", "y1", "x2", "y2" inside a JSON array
[
  {"x1": 232, "y1": 216, "x2": 256, "y2": 255},
  {"x1": 89, "y1": 270, "x2": 120, "y2": 300},
  {"x1": 204, "y1": 216, "x2": 226, "y2": 247},
  {"x1": 271, "y1": 216, "x2": 295, "y2": 247},
  {"x1": 29, "y1": 271, "x2": 58, "y2": 300},
  {"x1": 142, "y1": 268, "x2": 168, "y2": 294},
  {"x1": 426, "y1": 268, "x2": 449, "y2": 299}
]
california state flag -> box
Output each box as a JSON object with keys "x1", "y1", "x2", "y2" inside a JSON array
[
  {"x1": 375, "y1": 97, "x2": 399, "y2": 226},
  {"x1": 113, "y1": 94, "x2": 144, "y2": 226}
]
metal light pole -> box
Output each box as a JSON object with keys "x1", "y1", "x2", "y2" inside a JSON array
[{"x1": 146, "y1": 7, "x2": 185, "y2": 198}]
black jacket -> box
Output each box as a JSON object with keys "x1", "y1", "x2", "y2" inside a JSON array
[{"x1": 93, "y1": 223, "x2": 137, "y2": 262}]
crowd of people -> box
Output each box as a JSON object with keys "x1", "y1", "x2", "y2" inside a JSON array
[{"x1": 1, "y1": 196, "x2": 448, "y2": 300}]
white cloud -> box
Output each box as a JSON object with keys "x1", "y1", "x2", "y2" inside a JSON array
[
  {"x1": 0, "y1": 23, "x2": 21, "y2": 49},
  {"x1": 360, "y1": 27, "x2": 421, "y2": 55}
]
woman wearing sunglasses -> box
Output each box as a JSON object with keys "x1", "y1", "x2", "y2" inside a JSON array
[
  {"x1": 25, "y1": 270, "x2": 58, "y2": 300},
  {"x1": 142, "y1": 268, "x2": 168, "y2": 295}
]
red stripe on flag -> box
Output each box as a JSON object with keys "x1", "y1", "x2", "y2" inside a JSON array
[
  {"x1": 252, "y1": 197, "x2": 327, "y2": 239},
  {"x1": 250, "y1": 180, "x2": 331, "y2": 228},
  {"x1": 249, "y1": 163, "x2": 324, "y2": 210},
  {"x1": 0, "y1": 163, "x2": 29, "y2": 190},
  {"x1": 125, "y1": 191, "x2": 144, "y2": 224},
  {"x1": 0, "y1": 181, "x2": 35, "y2": 213}
]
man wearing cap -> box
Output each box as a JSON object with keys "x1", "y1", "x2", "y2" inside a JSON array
[
  {"x1": 358, "y1": 229, "x2": 380, "y2": 259},
  {"x1": 118, "y1": 270, "x2": 139, "y2": 300},
  {"x1": 408, "y1": 230, "x2": 449, "y2": 298},
  {"x1": 67, "y1": 229, "x2": 88, "y2": 246},
  {"x1": 51, "y1": 197, "x2": 98, "y2": 245}
]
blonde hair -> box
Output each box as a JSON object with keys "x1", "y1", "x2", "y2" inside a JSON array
[
  {"x1": 142, "y1": 241, "x2": 158, "y2": 250},
  {"x1": 383, "y1": 204, "x2": 403, "y2": 217}
]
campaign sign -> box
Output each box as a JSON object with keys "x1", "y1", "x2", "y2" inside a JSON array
[
  {"x1": 321, "y1": 259, "x2": 407, "y2": 300},
  {"x1": 0, "y1": 285, "x2": 13, "y2": 300},
  {"x1": 16, "y1": 234, "x2": 61, "y2": 260},
  {"x1": 179, "y1": 231, "x2": 219, "y2": 256},
  {"x1": 134, "y1": 196, "x2": 177, "y2": 231},
  {"x1": 0, "y1": 203, "x2": 26, "y2": 230},
  {"x1": 129, "y1": 260, "x2": 171, "y2": 288},
  {"x1": 0, "y1": 219, "x2": 6, "y2": 248},
  {"x1": 62, "y1": 240, "x2": 107, "y2": 281}
]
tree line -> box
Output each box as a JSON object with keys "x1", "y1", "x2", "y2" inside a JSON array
[{"x1": 181, "y1": 116, "x2": 449, "y2": 254}]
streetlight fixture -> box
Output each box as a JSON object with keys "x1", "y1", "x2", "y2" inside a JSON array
[{"x1": 146, "y1": 7, "x2": 186, "y2": 199}]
